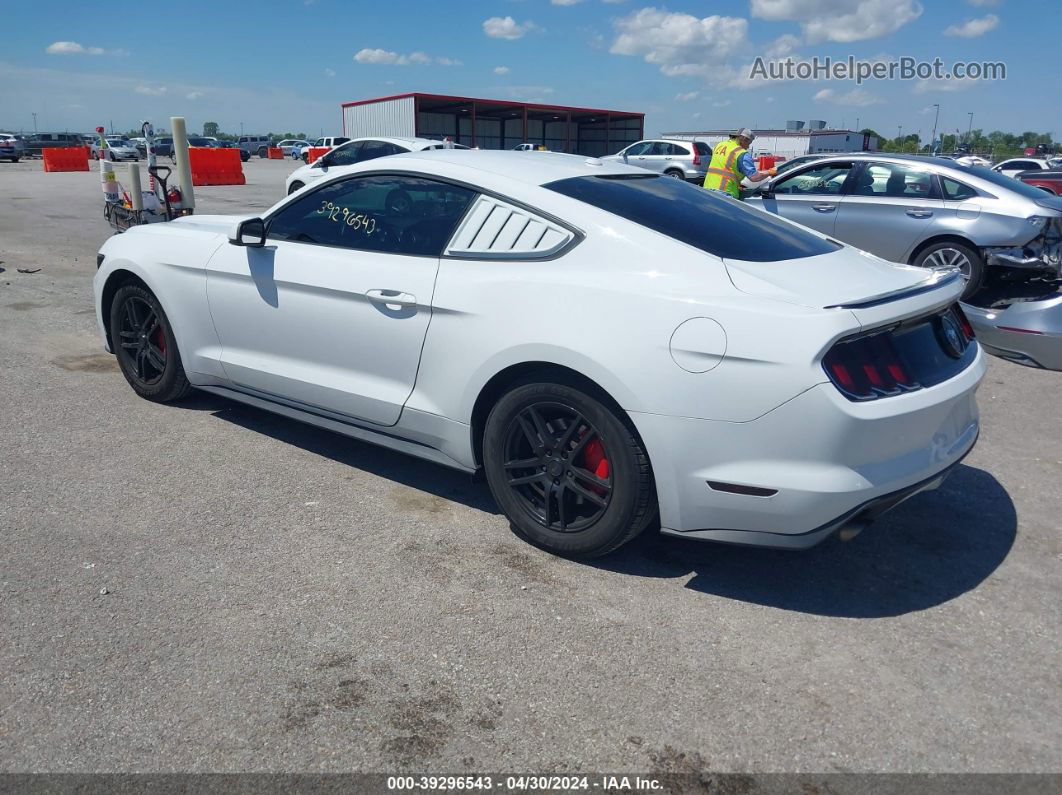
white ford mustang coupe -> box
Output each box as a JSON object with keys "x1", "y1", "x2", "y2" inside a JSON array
[{"x1": 94, "y1": 151, "x2": 984, "y2": 557}]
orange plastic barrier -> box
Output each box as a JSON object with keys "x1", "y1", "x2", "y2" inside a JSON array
[
  {"x1": 307, "y1": 147, "x2": 330, "y2": 164},
  {"x1": 188, "y1": 147, "x2": 246, "y2": 186},
  {"x1": 268, "y1": 147, "x2": 283, "y2": 159},
  {"x1": 757, "y1": 155, "x2": 779, "y2": 170},
  {"x1": 42, "y1": 146, "x2": 90, "y2": 172}
]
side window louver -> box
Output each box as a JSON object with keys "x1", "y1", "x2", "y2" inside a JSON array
[{"x1": 445, "y1": 195, "x2": 574, "y2": 259}]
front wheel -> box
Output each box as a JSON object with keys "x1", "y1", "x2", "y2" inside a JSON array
[
  {"x1": 911, "y1": 241, "x2": 985, "y2": 300},
  {"x1": 664, "y1": 169, "x2": 685, "y2": 179},
  {"x1": 287, "y1": 181, "x2": 304, "y2": 195},
  {"x1": 109, "y1": 284, "x2": 192, "y2": 402},
  {"x1": 483, "y1": 379, "x2": 656, "y2": 558}
]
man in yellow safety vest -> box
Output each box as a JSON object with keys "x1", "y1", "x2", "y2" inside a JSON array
[{"x1": 702, "y1": 128, "x2": 777, "y2": 199}]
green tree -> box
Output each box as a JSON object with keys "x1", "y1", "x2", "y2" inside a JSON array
[{"x1": 203, "y1": 121, "x2": 219, "y2": 137}]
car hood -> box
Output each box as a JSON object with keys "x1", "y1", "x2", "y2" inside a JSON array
[
  {"x1": 1035, "y1": 195, "x2": 1062, "y2": 213},
  {"x1": 165, "y1": 214, "x2": 250, "y2": 234},
  {"x1": 723, "y1": 246, "x2": 937, "y2": 309}
]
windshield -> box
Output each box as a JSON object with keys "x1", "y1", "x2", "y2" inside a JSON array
[
  {"x1": 546, "y1": 174, "x2": 840, "y2": 262},
  {"x1": 958, "y1": 165, "x2": 1062, "y2": 201}
]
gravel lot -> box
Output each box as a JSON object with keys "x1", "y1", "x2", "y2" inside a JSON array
[{"x1": 1, "y1": 157, "x2": 1059, "y2": 776}]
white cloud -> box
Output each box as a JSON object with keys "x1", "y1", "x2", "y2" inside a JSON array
[
  {"x1": 46, "y1": 41, "x2": 126, "y2": 56},
  {"x1": 134, "y1": 85, "x2": 167, "y2": 96},
  {"x1": 551, "y1": 0, "x2": 583, "y2": 5},
  {"x1": 493, "y1": 66, "x2": 510, "y2": 75},
  {"x1": 766, "y1": 96, "x2": 775, "y2": 102},
  {"x1": 814, "y1": 87, "x2": 882, "y2": 106},
  {"x1": 712, "y1": 99, "x2": 731, "y2": 107},
  {"x1": 324, "y1": 68, "x2": 336, "y2": 77},
  {"x1": 675, "y1": 91, "x2": 700, "y2": 101},
  {"x1": 944, "y1": 14, "x2": 999, "y2": 37},
  {"x1": 185, "y1": 91, "x2": 203, "y2": 100},
  {"x1": 353, "y1": 48, "x2": 459, "y2": 66},
  {"x1": 610, "y1": 8, "x2": 749, "y2": 78},
  {"x1": 750, "y1": 0, "x2": 923, "y2": 43},
  {"x1": 765, "y1": 33, "x2": 801, "y2": 58},
  {"x1": 966, "y1": 0, "x2": 1000, "y2": 6},
  {"x1": 483, "y1": 16, "x2": 541, "y2": 40}
]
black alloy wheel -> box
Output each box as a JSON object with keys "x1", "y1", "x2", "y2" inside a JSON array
[
  {"x1": 483, "y1": 379, "x2": 656, "y2": 557},
  {"x1": 503, "y1": 402, "x2": 613, "y2": 533},
  {"x1": 109, "y1": 284, "x2": 192, "y2": 402}
]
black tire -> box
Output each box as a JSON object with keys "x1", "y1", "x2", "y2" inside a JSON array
[
  {"x1": 664, "y1": 169, "x2": 685, "y2": 179},
  {"x1": 287, "y1": 181, "x2": 304, "y2": 195},
  {"x1": 912, "y1": 240, "x2": 985, "y2": 301},
  {"x1": 483, "y1": 378, "x2": 656, "y2": 558},
  {"x1": 109, "y1": 284, "x2": 192, "y2": 403},
  {"x1": 257, "y1": 146, "x2": 268, "y2": 158},
  {"x1": 10, "y1": 157, "x2": 18, "y2": 163},
  {"x1": 301, "y1": 153, "x2": 308, "y2": 164}
]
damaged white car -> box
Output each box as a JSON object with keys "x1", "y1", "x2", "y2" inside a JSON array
[{"x1": 747, "y1": 154, "x2": 1062, "y2": 300}]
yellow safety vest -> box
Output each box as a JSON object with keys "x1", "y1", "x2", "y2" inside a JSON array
[{"x1": 702, "y1": 139, "x2": 747, "y2": 198}]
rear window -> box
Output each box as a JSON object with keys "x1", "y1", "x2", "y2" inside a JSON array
[
  {"x1": 545, "y1": 175, "x2": 840, "y2": 262},
  {"x1": 693, "y1": 142, "x2": 710, "y2": 156},
  {"x1": 960, "y1": 165, "x2": 1058, "y2": 201}
]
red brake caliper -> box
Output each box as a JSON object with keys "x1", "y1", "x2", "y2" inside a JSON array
[
  {"x1": 581, "y1": 436, "x2": 609, "y2": 496},
  {"x1": 153, "y1": 327, "x2": 166, "y2": 355}
]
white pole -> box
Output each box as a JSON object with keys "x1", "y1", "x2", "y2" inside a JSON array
[
  {"x1": 170, "y1": 116, "x2": 195, "y2": 210},
  {"x1": 96, "y1": 126, "x2": 119, "y2": 204},
  {"x1": 127, "y1": 163, "x2": 143, "y2": 211},
  {"x1": 142, "y1": 120, "x2": 159, "y2": 197}
]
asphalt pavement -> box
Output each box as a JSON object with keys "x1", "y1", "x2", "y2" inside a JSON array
[{"x1": 0, "y1": 157, "x2": 1059, "y2": 775}]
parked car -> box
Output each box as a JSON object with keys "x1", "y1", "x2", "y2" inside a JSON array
[
  {"x1": 276, "y1": 139, "x2": 310, "y2": 156},
  {"x1": 1015, "y1": 169, "x2": 1062, "y2": 195},
  {"x1": 285, "y1": 136, "x2": 463, "y2": 194},
  {"x1": 237, "y1": 135, "x2": 272, "y2": 158},
  {"x1": 601, "y1": 138, "x2": 710, "y2": 182},
  {"x1": 97, "y1": 139, "x2": 140, "y2": 161},
  {"x1": 993, "y1": 157, "x2": 1062, "y2": 178},
  {"x1": 0, "y1": 133, "x2": 25, "y2": 162},
  {"x1": 152, "y1": 137, "x2": 174, "y2": 158},
  {"x1": 745, "y1": 153, "x2": 1062, "y2": 299},
  {"x1": 513, "y1": 143, "x2": 546, "y2": 152},
  {"x1": 169, "y1": 137, "x2": 217, "y2": 163},
  {"x1": 299, "y1": 136, "x2": 351, "y2": 163},
  {"x1": 24, "y1": 132, "x2": 84, "y2": 158},
  {"x1": 94, "y1": 150, "x2": 983, "y2": 557},
  {"x1": 214, "y1": 140, "x2": 251, "y2": 162}
]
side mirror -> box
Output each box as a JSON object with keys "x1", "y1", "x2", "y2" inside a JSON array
[{"x1": 229, "y1": 217, "x2": 266, "y2": 247}]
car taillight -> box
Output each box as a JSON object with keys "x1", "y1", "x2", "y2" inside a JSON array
[
  {"x1": 823, "y1": 331, "x2": 915, "y2": 400},
  {"x1": 953, "y1": 304, "x2": 975, "y2": 340},
  {"x1": 823, "y1": 303, "x2": 976, "y2": 402},
  {"x1": 692, "y1": 151, "x2": 701, "y2": 166}
]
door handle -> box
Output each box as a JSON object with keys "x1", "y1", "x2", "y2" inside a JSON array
[
  {"x1": 366, "y1": 289, "x2": 417, "y2": 307},
  {"x1": 906, "y1": 208, "x2": 933, "y2": 218},
  {"x1": 812, "y1": 204, "x2": 835, "y2": 212}
]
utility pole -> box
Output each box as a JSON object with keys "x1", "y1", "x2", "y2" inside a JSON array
[
  {"x1": 930, "y1": 103, "x2": 940, "y2": 152},
  {"x1": 855, "y1": 117, "x2": 860, "y2": 132},
  {"x1": 898, "y1": 125, "x2": 903, "y2": 152},
  {"x1": 240, "y1": 121, "x2": 244, "y2": 137},
  {"x1": 31, "y1": 112, "x2": 38, "y2": 133},
  {"x1": 967, "y1": 112, "x2": 974, "y2": 145}
]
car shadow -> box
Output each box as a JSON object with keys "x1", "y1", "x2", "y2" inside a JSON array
[
  {"x1": 589, "y1": 464, "x2": 1015, "y2": 618},
  {"x1": 205, "y1": 398, "x2": 500, "y2": 515}
]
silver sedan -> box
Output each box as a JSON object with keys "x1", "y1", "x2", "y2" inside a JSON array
[{"x1": 746, "y1": 153, "x2": 1062, "y2": 300}]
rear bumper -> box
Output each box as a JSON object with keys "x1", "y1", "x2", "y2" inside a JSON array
[
  {"x1": 630, "y1": 347, "x2": 984, "y2": 548},
  {"x1": 962, "y1": 298, "x2": 1062, "y2": 371}
]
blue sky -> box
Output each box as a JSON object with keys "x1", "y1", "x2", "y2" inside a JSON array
[{"x1": 0, "y1": 0, "x2": 1056, "y2": 143}]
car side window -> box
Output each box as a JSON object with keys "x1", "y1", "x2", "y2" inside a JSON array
[
  {"x1": 851, "y1": 163, "x2": 934, "y2": 198},
  {"x1": 324, "y1": 141, "x2": 363, "y2": 166},
  {"x1": 624, "y1": 142, "x2": 652, "y2": 156},
  {"x1": 267, "y1": 175, "x2": 477, "y2": 257},
  {"x1": 941, "y1": 177, "x2": 977, "y2": 201},
  {"x1": 358, "y1": 141, "x2": 405, "y2": 162},
  {"x1": 773, "y1": 163, "x2": 852, "y2": 195}
]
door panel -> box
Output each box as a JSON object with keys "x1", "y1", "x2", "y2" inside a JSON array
[
  {"x1": 833, "y1": 163, "x2": 943, "y2": 263},
  {"x1": 747, "y1": 161, "x2": 853, "y2": 237},
  {"x1": 206, "y1": 242, "x2": 438, "y2": 426}
]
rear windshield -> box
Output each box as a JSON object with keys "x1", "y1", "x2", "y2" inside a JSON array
[
  {"x1": 959, "y1": 164, "x2": 1062, "y2": 201},
  {"x1": 545, "y1": 175, "x2": 840, "y2": 262},
  {"x1": 693, "y1": 142, "x2": 710, "y2": 156}
]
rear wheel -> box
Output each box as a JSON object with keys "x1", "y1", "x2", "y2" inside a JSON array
[
  {"x1": 912, "y1": 241, "x2": 985, "y2": 301},
  {"x1": 258, "y1": 146, "x2": 268, "y2": 158},
  {"x1": 664, "y1": 169, "x2": 685, "y2": 179},
  {"x1": 287, "y1": 181, "x2": 304, "y2": 195},
  {"x1": 483, "y1": 379, "x2": 656, "y2": 558},
  {"x1": 109, "y1": 284, "x2": 192, "y2": 403}
]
